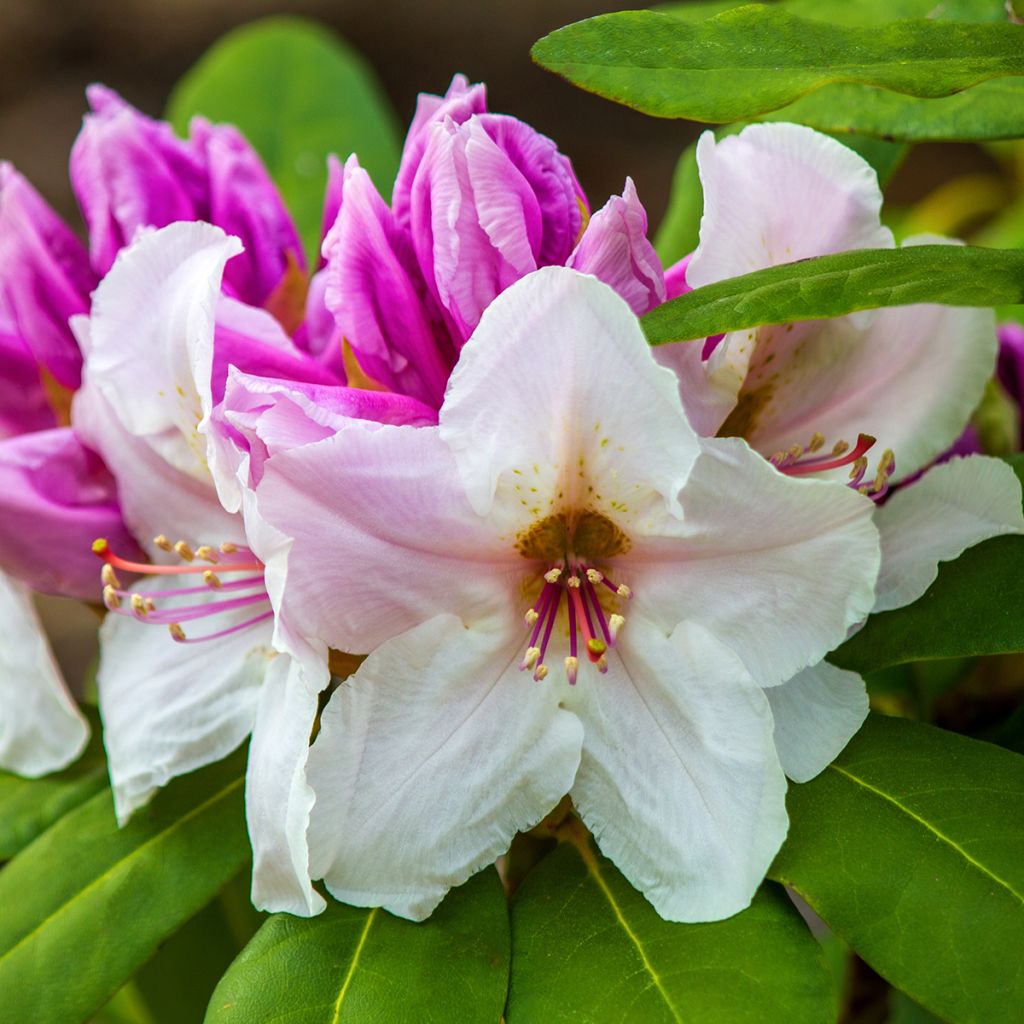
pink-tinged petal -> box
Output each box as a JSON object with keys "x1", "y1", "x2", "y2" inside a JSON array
[
  {"x1": 0, "y1": 163, "x2": 94, "y2": 388},
  {"x1": 319, "y1": 155, "x2": 345, "y2": 265},
  {"x1": 190, "y1": 117, "x2": 305, "y2": 305},
  {"x1": 0, "y1": 571, "x2": 89, "y2": 777},
  {"x1": 80, "y1": 222, "x2": 243, "y2": 482},
  {"x1": 247, "y1": 655, "x2": 325, "y2": 916},
  {"x1": 568, "y1": 178, "x2": 665, "y2": 315},
  {"x1": 687, "y1": 124, "x2": 892, "y2": 289},
  {"x1": 567, "y1": 620, "x2": 787, "y2": 923},
  {"x1": 292, "y1": 268, "x2": 346, "y2": 379},
  {"x1": 998, "y1": 321, "x2": 1024, "y2": 410},
  {"x1": 652, "y1": 336, "x2": 732, "y2": 438},
  {"x1": 71, "y1": 85, "x2": 207, "y2": 275},
  {"x1": 0, "y1": 428, "x2": 140, "y2": 600},
  {"x1": 732, "y1": 241, "x2": 997, "y2": 482},
  {"x1": 306, "y1": 611, "x2": 583, "y2": 921},
  {"x1": 663, "y1": 253, "x2": 692, "y2": 301},
  {"x1": 766, "y1": 662, "x2": 868, "y2": 783},
  {"x1": 873, "y1": 455, "x2": 1024, "y2": 614},
  {"x1": 97, "y1": 591, "x2": 270, "y2": 823},
  {"x1": 323, "y1": 156, "x2": 453, "y2": 407},
  {"x1": 392, "y1": 74, "x2": 488, "y2": 225},
  {"x1": 440, "y1": 267, "x2": 700, "y2": 523},
  {"x1": 411, "y1": 117, "x2": 539, "y2": 344},
  {"x1": 256, "y1": 419, "x2": 519, "y2": 654},
  {"x1": 631, "y1": 436, "x2": 880, "y2": 689},
  {"x1": 0, "y1": 329, "x2": 57, "y2": 437}
]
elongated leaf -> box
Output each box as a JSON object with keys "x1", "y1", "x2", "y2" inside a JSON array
[
  {"x1": 771, "y1": 713, "x2": 1024, "y2": 1024},
  {"x1": 507, "y1": 842, "x2": 832, "y2": 1023},
  {"x1": 641, "y1": 245, "x2": 1024, "y2": 345},
  {"x1": 831, "y1": 456, "x2": 1024, "y2": 674},
  {"x1": 662, "y1": 0, "x2": 1008, "y2": 27},
  {"x1": 167, "y1": 17, "x2": 401, "y2": 263},
  {"x1": 206, "y1": 869, "x2": 509, "y2": 1023},
  {"x1": 532, "y1": 7, "x2": 1024, "y2": 124},
  {"x1": 0, "y1": 753, "x2": 248, "y2": 1024},
  {"x1": 0, "y1": 708, "x2": 105, "y2": 860}
]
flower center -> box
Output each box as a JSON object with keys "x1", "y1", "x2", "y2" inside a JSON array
[
  {"x1": 770, "y1": 431, "x2": 895, "y2": 501},
  {"x1": 515, "y1": 510, "x2": 632, "y2": 685},
  {"x1": 92, "y1": 534, "x2": 272, "y2": 643}
]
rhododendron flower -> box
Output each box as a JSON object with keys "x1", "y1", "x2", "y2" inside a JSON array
[
  {"x1": 322, "y1": 75, "x2": 665, "y2": 408},
  {"x1": 238, "y1": 267, "x2": 881, "y2": 923}
]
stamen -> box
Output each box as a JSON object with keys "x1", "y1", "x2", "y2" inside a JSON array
[
  {"x1": 220, "y1": 542, "x2": 238, "y2": 554},
  {"x1": 169, "y1": 609, "x2": 274, "y2": 644},
  {"x1": 130, "y1": 594, "x2": 149, "y2": 617},
  {"x1": 195, "y1": 545, "x2": 219, "y2": 563},
  {"x1": 564, "y1": 656, "x2": 579, "y2": 685},
  {"x1": 203, "y1": 570, "x2": 222, "y2": 589},
  {"x1": 174, "y1": 540, "x2": 195, "y2": 562},
  {"x1": 582, "y1": 573, "x2": 614, "y2": 647},
  {"x1": 103, "y1": 585, "x2": 121, "y2": 610},
  {"x1": 93, "y1": 539, "x2": 262, "y2": 577},
  {"x1": 524, "y1": 608, "x2": 539, "y2": 627},
  {"x1": 776, "y1": 433, "x2": 875, "y2": 476},
  {"x1": 521, "y1": 646, "x2": 540, "y2": 671},
  {"x1": 543, "y1": 567, "x2": 562, "y2": 584},
  {"x1": 534, "y1": 663, "x2": 549, "y2": 682},
  {"x1": 153, "y1": 535, "x2": 173, "y2": 552},
  {"x1": 113, "y1": 590, "x2": 271, "y2": 627},
  {"x1": 101, "y1": 563, "x2": 121, "y2": 589},
  {"x1": 608, "y1": 614, "x2": 624, "y2": 642},
  {"x1": 809, "y1": 432, "x2": 825, "y2": 453},
  {"x1": 585, "y1": 568, "x2": 603, "y2": 584}
]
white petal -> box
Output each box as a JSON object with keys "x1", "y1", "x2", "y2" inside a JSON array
[
  {"x1": 632, "y1": 436, "x2": 880, "y2": 688},
  {"x1": 439, "y1": 266, "x2": 700, "y2": 522},
  {"x1": 247, "y1": 655, "x2": 326, "y2": 916},
  {"x1": 766, "y1": 662, "x2": 868, "y2": 784},
  {"x1": 97, "y1": 587, "x2": 270, "y2": 823},
  {"x1": 306, "y1": 612, "x2": 583, "y2": 921},
  {"x1": 0, "y1": 572, "x2": 88, "y2": 777},
  {"x1": 566, "y1": 619, "x2": 788, "y2": 923},
  {"x1": 874, "y1": 455, "x2": 1024, "y2": 613},
  {"x1": 83, "y1": 221, "x2": 241, "y2": 480}
]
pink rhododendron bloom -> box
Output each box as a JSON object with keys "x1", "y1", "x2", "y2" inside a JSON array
[
  {"x1": 233, "y1": 267, "x2": 881, "y2": 923},
  {"x1": 322, "y1": 75, "x2": 665, "y2": 408}
]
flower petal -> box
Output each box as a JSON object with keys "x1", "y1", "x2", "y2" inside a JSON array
[
  {"x1": 439, "y1": 266, "x2": 700, "y2": 521},
  {"x1": 306, "y1": 611, "x2": 583, "y2": 921},
  {"x1": 247, "y1": 655, "x2": 325, "y2": 916},
  {"x1": 566, "y1": 619, "x2": 787, "y2": 923},
  {"x1": 0, "y1": 571, "x2": 89, "y2": 777},
  {"x1": 97, "y1": 587, "x2": 270, "y2": 823},
  {"x1": 766, "y1": 662, "x2": 868, "y2": 783},
  {"x1": 873, "y1": 455, "x2": 1024, "y2": 613},
  {"x1": 632, "y1": 436, "x2": 880, "y2": 688}
]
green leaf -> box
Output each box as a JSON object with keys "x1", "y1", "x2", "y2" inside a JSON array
[
  {"x1": 640, "y1": 245, "x2": 1024, "y2": 346},
  {"x1": 832, "y1": 455, "x2": 1024, "y2": 674},
  {"x1": 532, "y1": 7, "x2": 1024, "y2": 124},
  {"x1": 770, "y1": 713, "x2": 1024, "y2": 1024},
  {"x1": 167, "y1": 17, "x2": 402, "y2": 264},
  {"x1": 205, "y1": 869, "x2": 509, "y2": 1023},
  {"x1": 0, "y1": 707, "x2": 106, "y2": 860},
  {"x1": 661, "y1": 0, "x2": 1009, "y2": 27},
  {"x1": 507, "y1": 842, "x2": 832, "y2": 1023},
  {"x1": 0, "y1": 752, "x2": 249, "y2": 1024}
]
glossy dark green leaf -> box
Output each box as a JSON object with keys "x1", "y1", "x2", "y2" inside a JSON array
[
  {"x1": 0, "y1": 752, "x2": 248, "y2": 1024},
  {"x1": 532, "y1": 7, "x2": 1024, "y2": 124},
  {"x1": 167, "y1": 17, "x2": 401, "y2": 263},
  {"x1": 832, "y1": 455, "x2": 1024, "y2": 674},
  {"x1": 0, "y1": 708, "x2": 105, "y2": 860},
  {"x1": 507, "y1": 842, "x2": 832, "y2": 1023},
  {"x1": 206, "y1": 869, "x2": 509, "y2": 1023},
  {"x1": 640, "y1": 245, "x2": 1024, "y2": 346},
  {"x1": 771, "y1": 713, "x2": 1024, "y2": 1024}
]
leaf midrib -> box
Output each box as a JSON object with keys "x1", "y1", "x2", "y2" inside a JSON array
[
  {"x1": 828, "y1": 763, "x2": 1024, "y2": 904},
  {"x1": 330, "y1": 907, "x2": 378, "y2": 1023},
  {"x1": 0, "y1": 776, "x2": 244, "y2": 967}
]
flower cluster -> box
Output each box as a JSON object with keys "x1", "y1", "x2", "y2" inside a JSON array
[{"x1": 1, "y1": 77, "x2": 1021, "y2": 924}]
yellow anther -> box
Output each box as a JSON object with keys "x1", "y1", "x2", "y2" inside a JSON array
[
  {"x1": 174, "y1": 541, "x2": 195, "y2": 562},
  {"x1": 534, "y1": 663, "x2": 549, "y2": 682},
  {"x1": 543, "y1": 568, "x2": 562, "y2": 584},
  {"x1": 153, "y1": 534, "x2": 173, "y2": 552},
  {"x1": 608, "y1": 614, "x2": 625, "y2": 641},
  {"x1": 196, "y1": 545, "x2": 219, "y2": 564},
  {"x1": 564, "y1": 656, "x2": 579, "y2": 684},
  {"x1": 102, "y1": 585, "x2": 121, "y2": 609},
  {"x1": 143, "y1": 597, "x2": 156, "y2": 613},
  {"x1": 832, "y1": 439, "x2": 850, "y2": 457},
  {"x1": 168, "y1": 623, "x2": 187, "y2": 642},
  {"x1": 849, "y1": 457, "x2": 868, "y2": 480},
  {"x1": 203, "y1": 570, "x2": 222, "y2": 589},
  {"x1": 788, "y1": 443, "x2": 803, "y2": 459},
  {"x1": 220, "y1": 541, "x2": 238, "y2": 554},
  {"x1": 567, "y1": 575, "x2": 581, "y2": 589},
  {"x1": 809, "y1": 432, "x2": 826, "y2": 452},
  {"x1": 596, "y1": 654, "x2": 608, "y2": 673},
  {"x1": 101, "y1": 563, "x2": 121, "y2": 589},
  {"x1": 130, "y1": 594, "x2": 149, "y2": 616},
  {"x1": 524, "y1": 608, "x2": 539, "y2": 626},
  {"x1": 521, "y1": 646, "x2": 540, "y2": 670},
  {"x1": 586, "y1": 568, "x2": 603, "y2": 584},
  {"x1": 616, "y1": 584, "x2": 632, "y2": 599}
]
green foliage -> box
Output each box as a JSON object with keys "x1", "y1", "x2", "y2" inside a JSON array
[
  {"x1": 771, "y1": 713, "x2": 1024, "y2": 1023},
  {"x1": 532, "y1": 7, "x2": 1024, "y2": 124},
  {"x1": 167, "y1": 17, "x2": 402, "y2": 264},
  {"x1": 640, "y1": 244, "x2": 1024, "y2": 345},
  {"x1": 507, "y1": 842, "x2": 832, "y2": 1023},
  {"x1": 0, "y1": 709, "x2": 105, "y2": 860},
  {"x1": 833, "y1": 456, "x2": 1024, "y2": 674},
  {"x1": 205, "y1": 869, "x2": 509, "y2": 1023},
  {"x1": 0, "y1": 753, "x2": 249, "y2": 1024},
  {"x1": 661, "y1": 0, "x2": 1009, "y2": 26}
]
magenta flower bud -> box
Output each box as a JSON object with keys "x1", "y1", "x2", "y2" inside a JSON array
[
  {"x1": 70, "y1": 85, "x2": 303, "y2": 305},
  {"x1": 0, "y1": 330, "x2": 59, "y2": 438},
  {"x1": 0, "y1": 163, "x2": 95, "y2": 390},
  {"x1": 0, "y1": 428, "x2": 143, "y2": 600}
]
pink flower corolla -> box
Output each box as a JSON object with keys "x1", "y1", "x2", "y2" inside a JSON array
[
  {"x1": 322, "y1": 75, "x2": 666, "y2": 408},
  {"x1": 73, "y1": 221, "x2": 434, "y2": 915},
  {"x1": 230, "y1": 267, "x2": 881, "y2": 923},
  {"x1": 655, "y1": 125, "x2": 1024, "y2": 770}
]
